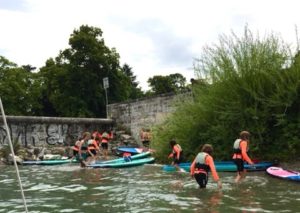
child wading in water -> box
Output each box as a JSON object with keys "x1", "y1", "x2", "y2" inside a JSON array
[
  {"x1": 232, "y1": 131, "x2": 254, "y2": 183},
  {"x1": 190, "y1": 144, "x2": 222, "y2": 189},
  {"x1": 168, "y1": 140, "x2": 184, "y2": 172}
]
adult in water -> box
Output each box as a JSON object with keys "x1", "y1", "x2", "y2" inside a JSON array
[
  {"x1": 190, "y1": 144, "x2": 222, "y2": 189},
  {"x1": 168, "y1": 140, "x2": 184, "y2": 171},
  {"x1": 232, "y1": 131, "x2": 254, "y2": 183}
]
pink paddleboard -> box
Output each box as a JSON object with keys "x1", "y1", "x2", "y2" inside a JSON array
[{"x1": 267, "y1": 166, "x2": 300, "y2": 182}]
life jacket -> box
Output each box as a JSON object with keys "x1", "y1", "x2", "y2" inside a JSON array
[
  {"x1": 194, "y1": 152, "x2": 210, "y2": 174},
  {"x1": 123, "y1": 152, "x2": 131, "y2": 157},
  {"x1": 72, "y1": 140, "x2": 80, "y2": 151},
  {"x1": 80, "y1": 140, "x2": 88, "y2": 151},
  {"x1": 172, "y1": 144, "x2": 183, "y2": 159},
  {"x1": 88, "y1": 139, "x2": 97, "y2": 150},
  {"x1": 92, "y1": 131, "x2": 98, "y2": 139},
  {"x1": 101, "y1": 132, "x2": 109, "y2": 143},
  {"x1": 72, "y1": 145, "x2": 79, "y2": 151},
  {"x1": 233, "y1": 139, "x2": 249, "y2": 154}
]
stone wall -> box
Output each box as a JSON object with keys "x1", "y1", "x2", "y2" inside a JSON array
[
  {"x1": 0, "y1": 116, "x2": 113, "y2": 147},
  {"x1": 108, "y1": 93, "x2": 191, "y2": 141}
]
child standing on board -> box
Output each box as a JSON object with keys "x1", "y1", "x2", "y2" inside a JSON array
[
  {"x1": 190, "y1": 144, "x2": 222, "y2": 189},
  {"x1": 232, "y1": 131, "x2": 254, "y2": 183}
]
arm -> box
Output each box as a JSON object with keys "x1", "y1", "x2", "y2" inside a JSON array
[
  {"x1": 240, "y1": 141, "x2": 253, "y2": 164},
  {"x1": 206, "y1": 156, "x2": 222, "y2": 189},
  {"x1": 206, "y1": 156, "x2": 219, "y2": 181},
  {"x1": 93, "y1": 140, "x2": 100, "y2": 152},
  {"x1": 78, "y1": 140, "x2": 83, "y2": 159},
  {"x1": 168, "y1": 146, "x2": 174, "y2": 158},
  {"x1": 190, "y1": 159, "x2": 196, "y2": 176}
]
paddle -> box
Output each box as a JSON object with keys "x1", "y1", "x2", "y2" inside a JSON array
[{"x1": 286, "y1": 169, "x2": 300, "y2": 176}]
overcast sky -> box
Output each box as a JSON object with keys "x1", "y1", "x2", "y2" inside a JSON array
[{"x1": 0, "y1": 0, "x2": 300, "y2": 90}]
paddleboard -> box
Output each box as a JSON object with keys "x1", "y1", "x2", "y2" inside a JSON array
[
  {"x1": 22, "y1": 158, "x2": 78, "y2": 165},
  {"x1": 117, "y1": 147, "x2": 143, "y2": 154},
  {"x1": 88, "y1": 157, "x2": 155, "y2": 168},
  {"x1": 163, "y1": 161, "x2": 275, "y2": 172},
  {"x1": 266, "y1": 166, "x2": 300, "y2": 182},
  {"x1": 95, "y1": 151, "x2": 151, "y2": 164}
]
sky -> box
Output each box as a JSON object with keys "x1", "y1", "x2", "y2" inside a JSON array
[{"x1": 0, "y1": 0, "x2": 300, "y2": 90}]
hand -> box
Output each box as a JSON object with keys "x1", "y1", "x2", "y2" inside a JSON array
[{"x1": 217, "y1": 180, "x2": 222, "y2": 189}]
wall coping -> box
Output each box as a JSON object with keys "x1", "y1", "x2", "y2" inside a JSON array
[
  {"x1": 0, "y1": 116, "x2": 114, "y2": 124},
  {"x1": 108, "y1": 92, "x2": 179, "y2": 106}
]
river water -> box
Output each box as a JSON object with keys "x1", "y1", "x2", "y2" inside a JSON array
[{"x1": 0, "y1": 164, "x2": 300, "y2": 213}]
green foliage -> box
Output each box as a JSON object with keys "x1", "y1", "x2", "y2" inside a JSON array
[
  {"x1": 0, "y1": 56, "x2": 43, "y2": 115},
  {"x1": 147, "y1": 73, "x2": 187, "y2": 95},
  {"x1": 152, "y1": 27, "x2": 300, "y2": 162},
  {"x1": 121, "y1": 64, "x2": 144, "y2": 100},
  {"x1": 0, "y1": 139, "x2": 21, "y2": 159},
  {"x1": 38, "y1": 25, "x2": 142, "y2": 117}
]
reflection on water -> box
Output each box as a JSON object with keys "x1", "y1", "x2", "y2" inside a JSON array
[{"x1": 0, "y1": 164, "x2": 300, "y2": 213}]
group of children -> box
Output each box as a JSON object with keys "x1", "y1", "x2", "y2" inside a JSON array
[
  {"x1": 168, "y1": 130, "x2": 254, "y2": 189},
  {"x1": 72, "y1": 129, "x2": 113, "y2": 167}
]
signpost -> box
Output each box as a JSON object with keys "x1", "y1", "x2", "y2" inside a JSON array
[{"x1": 103, "y1": 77, "x2": 109, "y2": 118}]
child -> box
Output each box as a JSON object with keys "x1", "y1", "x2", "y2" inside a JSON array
[
  {"x1": 232, "y1": 131, "x2": 254, "y2": 183},
  {"x1": 190, "y1": 144, "x2": 222, "y2": 189},
  {"x1": 168, "y1": 140, "x2": 183, "y2": 171}
]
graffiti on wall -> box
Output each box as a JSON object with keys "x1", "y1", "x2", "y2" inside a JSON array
[{"x1": 0, "y1": 124, "x2": 88, "y2": 147}]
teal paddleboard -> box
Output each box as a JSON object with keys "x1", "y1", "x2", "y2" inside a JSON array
[
  {"x1": 96, "y1": 151, "x2": 151, "y2": 164},
  {"x1": 162, "y1": 161, "x2": 275, "y2": 172},
  {"x1": 88, "y1": 157, "x2": 155, "y2": 168},
  {"x1": 22, "y1": 158, "x2": 78, "y2": 165}
]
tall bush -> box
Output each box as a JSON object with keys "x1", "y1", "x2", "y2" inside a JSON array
[{"x1": 152, "y1": 27, "x2": 300, "y2": 162}]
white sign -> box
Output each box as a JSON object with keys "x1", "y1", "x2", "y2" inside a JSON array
[{"x1": 103, "y1": 77, "x2": 109, "y2": 89}]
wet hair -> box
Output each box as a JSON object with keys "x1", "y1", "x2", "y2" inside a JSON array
[
  {"x1": 201, "y1": 144, "x2": 213, "y2": 155},
  {"x1": 82, "y1": 132, "x2": 91, "y2": 139},
  {"x1": 169, "y1": 140, "x2": 177, "y2": 147},
  {"x1": 240, "y1": 131, "x2": 250, "y2": 141}
]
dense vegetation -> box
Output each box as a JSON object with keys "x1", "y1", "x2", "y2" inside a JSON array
[
  {"x1": 151, "y1": 28, "x2": 300, "y2": 162},
  {"x1": 0, "y1": 25, "x2": 188, "y2": 117}
]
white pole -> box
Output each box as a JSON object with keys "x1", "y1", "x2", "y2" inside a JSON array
[
  {"x1": 105, "y1": 88, "x2": 108, "y2": 118},
  {"x1": 0, "y1": 98, "x2": 28, "y2": 213}
]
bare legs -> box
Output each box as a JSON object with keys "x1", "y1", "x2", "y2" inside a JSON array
[{"x1": 235, "y1": 169, "x2": 247, "y2": 183}]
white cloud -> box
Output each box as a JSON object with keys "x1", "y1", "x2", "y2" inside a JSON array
[{"x1": 0, "y1": 0, "x2": 300, "y2": 90}]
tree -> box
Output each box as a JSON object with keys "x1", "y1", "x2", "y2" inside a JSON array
[
  {"x1": 147, "y1": 73, "x2": 187, "y2": 95},
  {"x1": 39, "y1": 25, "x2": 134, "y2": 117},
  {"x1": 0, "y1": 56, "x2": 42, "y2": 115},
  {"x1": 121, "y1": 64, "x2": 144, "y2": 99}
]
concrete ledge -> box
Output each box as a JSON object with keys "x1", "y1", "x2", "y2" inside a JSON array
[{"x1": 0, "y1": 116, "x2": 114, "y2": 125}]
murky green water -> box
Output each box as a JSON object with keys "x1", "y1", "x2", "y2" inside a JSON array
[{"x1": 0, "y1": 164, "x2": 300, "y2": 213}]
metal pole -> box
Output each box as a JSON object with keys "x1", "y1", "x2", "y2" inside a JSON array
[
  {"x1": 105, "y1": 88, "x2": 108, "y2": 118},
  {"x1": 0, "y1": 98, "x2": 28, "y2": 213}
]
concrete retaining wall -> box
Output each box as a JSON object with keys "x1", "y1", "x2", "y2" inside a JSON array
[
  {"x1": 108, "y1": 93, "x2": 191, "y2": 140},
  {"x1": 0, "y1": 116, "x2": 113, "y2": 147}
]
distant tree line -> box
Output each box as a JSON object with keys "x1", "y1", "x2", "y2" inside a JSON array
[{"x1": 0, "y1": 25, "x2": 189, "y2": 117}]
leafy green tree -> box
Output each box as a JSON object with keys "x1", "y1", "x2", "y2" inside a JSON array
[
  {"x1": 147, "y1": 73, "x2": 187, "y2": 95},
  {"x1": 0, "y1": 56, "x2": 42, "y2": 115},
  {"x1": 39, "y1": 25, "x2": 134, "y2": 117},
  {"x1": 121, "y1": 64, "x2": 144, "y2": 99}
]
